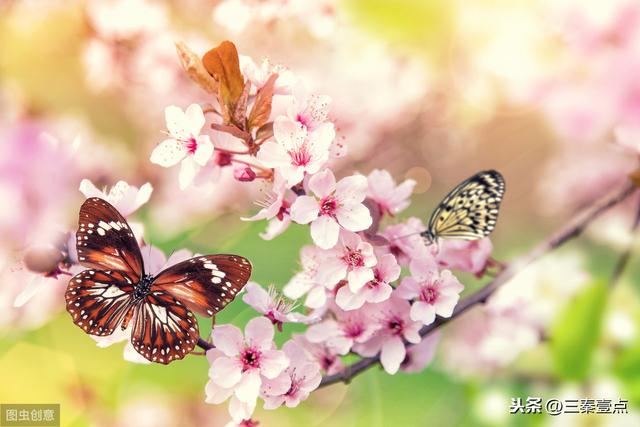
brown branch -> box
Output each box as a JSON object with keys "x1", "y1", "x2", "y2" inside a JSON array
[
  {"x1": 319, "y1": 181, "x2": 638, "y2": 388},
  {"x1": 609, "y1": 196, "x2": 640, "y2": 287}
]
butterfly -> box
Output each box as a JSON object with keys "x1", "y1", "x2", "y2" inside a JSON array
[
  {"x1": 420, "y1": 170, "x2": 505, "y2": 244},
  {"x1": 65, "y1": 197, "x2": 252, "y2": 364}
]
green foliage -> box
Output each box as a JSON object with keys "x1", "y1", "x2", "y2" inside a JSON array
[{"x1": 550, "y1": 280, "x2": 608, "y2": 381}]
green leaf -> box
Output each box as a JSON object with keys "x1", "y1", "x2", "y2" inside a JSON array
[{"x1": 550, "y1": 280, "x2": 608, "y2": 380}]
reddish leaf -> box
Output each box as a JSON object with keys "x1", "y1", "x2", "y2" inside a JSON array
[
  {"x1": 255, "y1": 122, "x2": 274, "y2": 141},
  {"x1": 630, "y1": 168, "x2": 640, "y2": 187},
  {"x1": 202, "y1": 41, "x2": 245, "y2": 123},
  {"x1": 248, "y1": 73, "x2": 278, "y2": 131},
  {"x1": 231, "y1": 81, "x2": 251, "y2": 130},
  {"x1": 210, "y1": 123, "x2": 251, "y2": 142}
]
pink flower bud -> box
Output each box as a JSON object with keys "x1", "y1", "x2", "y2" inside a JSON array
[{"x1": 234, "y1": 166, "x2": 257, "y2": 182}]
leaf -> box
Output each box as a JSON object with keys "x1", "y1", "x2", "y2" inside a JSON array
[
  {"x1": 255, "y1": 122, "x2": 274, "y2": 141},
  {"x1": 231, "y1": 81, "x2": 251, "y2": 130},
  {"x1": 248, "y1": 73, "x2": 278, "y2": 131},
  {"x1": 629, "y1": 168, "x2": 640, "y2": 187},
  {"x1": 550, "y1": 280, "x2": 608, "y2": 381},
  {"x1": 202, "y1": 41, "x2": 245, "y2": 123},
  {"x1": 174, "y1": 42, "x2": 218, "y2": 94}
]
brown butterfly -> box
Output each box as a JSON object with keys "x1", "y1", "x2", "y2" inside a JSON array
[{"x1": 66, "y1": 197, "x2": 252, "y2": 364}]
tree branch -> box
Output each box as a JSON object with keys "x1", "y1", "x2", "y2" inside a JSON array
[
  {"x1": 319, "y1": 181, "x2": 637, "y2": 388},
  {"x1": 609, "y1": 197, "x2": 640, "y2": 287}
]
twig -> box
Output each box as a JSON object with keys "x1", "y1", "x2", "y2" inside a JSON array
[
  {"x1": 319, "y1": 181, "x2": 637, "y2": 388},
  {"x1": 609, "y1": 197, "x2": 640, "y2": 287},
  {"x1": 197, "y1": 337, "x2": 214, "y2": 352}
]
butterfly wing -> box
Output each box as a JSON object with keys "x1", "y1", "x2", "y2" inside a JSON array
[
  {"x1": 426, "y1": 170, "x2": 505, "y2": 241},
  {"x1": 151, "y1": 254, "x2": 252, "y2": 317},
  {"x1": 130, "y1": 290, "x2": 199, "y2": 364},
  {"x1": 66, "y1": 269, "x2": 136, "y2": 336},
  {"x1": 76, "y1": 197, "x2": 144, "y2": 277}
]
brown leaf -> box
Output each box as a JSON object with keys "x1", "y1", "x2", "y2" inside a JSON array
[
  {"x1": 255, "y1": 122, "x2": 274, "y2": 141},
  {"x1": 231, "y1": 81, "x2": 251, "y2": 130},
  {"x1": 629, "y1": 168, "x2": 640, "y2": 187},
  {"x1": 202, "y1": 41, "x2": 245, "y2": 122},
  {"x1": 248, "y1": 73, "x2": 278, "y2": 131},
  {"x1": 175, "y1": 41, "x2": 218, "y2": 94}
]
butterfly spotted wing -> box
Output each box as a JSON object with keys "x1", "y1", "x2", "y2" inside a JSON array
[
  {"x1": 66, "y1": 197, "x2": 252, "y2": 364},
  {"x1": 75, "y1": 197, "x2": 143, "y2": 277},
  {"x1": 422, "y1": 170, "x2": 505, "y2": 243},
  {"x1": 152, "y1": 254, "x2": 252, "y2": 317}
]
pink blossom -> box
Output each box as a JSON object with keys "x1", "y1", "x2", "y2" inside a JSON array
[
  {"x1": 305, "y1": 307, "x2": 377, "y2": 355},
  {"x1": 315, "y1": 230, "x2": 377, "y2": 293},
  {"x1": 436, "y1": 238, "x2": 493, "y2": 277},
  {"x1": 290, "y1": 170, "x2": 372, "y2": 249},
  {"x1": 291, "y1": 334, "x2": 344, "y2": 375},
  {"x1": 284, "y1": 245, "x2": 332, "y2": 309},
  {"x1": 257, "y1": 117, "x2": 334, "y2": 186},
  {"x1": 335, "y1": 253, "x2": 400, "y2": 310},
  {"x1": 233, "y1": 166, "x2": 257, "y2": 182},
  {"x1": 242, "y1": 282, "x2": 317, "y2": 331},
  {"x1": 366, "y1": 169, "x2": 415, "y2": 216},
  {"x1": 150, "y1": 104, "x2": 214, "y2": 190},
  {"x1": 261, "y1": 340, "x2": 322, "y2": 409},
  {"x1": 395, "y1": 259, "x2": 464, "y2": 326},
  {"x1": 79, "y1": 179, "x2": 153, "y2": 217},
  {"x1": 205, "y1": 317, "x2": 289, "y2": 422},
  {"x1": 379, "y1": 218, "x2": 431, "y2": 266},
  {"x1": 354, "y1": 297, "x2": 422, "y2": 374},
  {"x1": 400, "y1": 332, "x2": 440, "y2": 373},
  {"x1": 283, "y1": 90, "x2": 333, "y2": 133},
  {"x1": 241, "y1": 173, "x2": 294, "y2": 240}
]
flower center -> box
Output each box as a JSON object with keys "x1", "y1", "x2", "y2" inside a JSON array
[
  {"x1": 319, "y1": 196, "x2": 337, "y2": 216},
  {"x1": 419, "y1": 283, "x2": 439, "y2": 304},
  {"x1": 366, "y1": 270, "x2": 383, "y2": 288},
  {"x1": 288, "y1": 144, "x2": 311, "y2": 166},
  {"x1": 285, "y1": 373, "x2": 303, "y2": 397},
  {"x1": 185, "y1": 137, "x2": 198, "y2": 154},
  {"x1": 343, "y1": 321, "x2": 364, "y2": 339},
  {"x1": 296, "y1": 113, "x2": 310, "y2": 128},
  {"x1": 240, "y1": 347, "x2": 262, "y2": 371},
  {"x1": 387, "y1": 316, "x2": 404, "y2": 336},
  {"x1": 342, "y1": 248, "x2": 364, "y2": 269}
]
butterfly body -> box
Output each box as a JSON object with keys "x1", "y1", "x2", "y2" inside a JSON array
[
  {"x1": 422, "y1": 170, "x2": 505, "y2": 244},
  {"x1": 66, "y1": 198, "x2": 252, "y2": 364}
]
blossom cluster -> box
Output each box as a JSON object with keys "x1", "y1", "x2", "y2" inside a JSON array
[{"x1": 140, "y1": 40, "x2": 503, "y2": 423}]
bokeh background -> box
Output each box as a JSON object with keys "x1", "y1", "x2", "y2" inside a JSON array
[{"x1": 2, "y1": 0, "x2": 640, "y2": 426}]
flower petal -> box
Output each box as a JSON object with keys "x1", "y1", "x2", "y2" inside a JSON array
[
  {"x1": 290, "y1": 196, "x2": 320, "y2": 224},
  {"x1": 185, "y1": 103, "x2": 206, "y2": 136},
  {"x1": 234, "y1": 371, "x2": 262, "y2": 403},
  {"x1": 193, "y1": 135, "x2": 214, "y2": 166},
  {"x1": 336, "y1": 203, "x2": 372, "y2": 232},
  {"x1": 310, "y1": 216, "x2": 340, "y2": 249},
  {"x1": 179, "y1": 157, "x2": 198, "y2": 190},
  {"x1": 150, "y1": 138, "x2": 185, "y2": 167},
  {"x1": 245, "y1": 316, "x2": 275, "y2": 350},
  {"x1": 380, "y1": 336, "x2": 406, "y2": 375},
  {"x1": 260, "y1": 349, "x2": 289, "y2": 379},
  {"x1": 308, "y1": 169, "x2": 336, "y2": 198},
  {"x1": 212, "y1": 324, "x2": 244, "y2": 356},
  {"x1": 211, "y1": 356, "x2": 243, "y2": 388}
]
